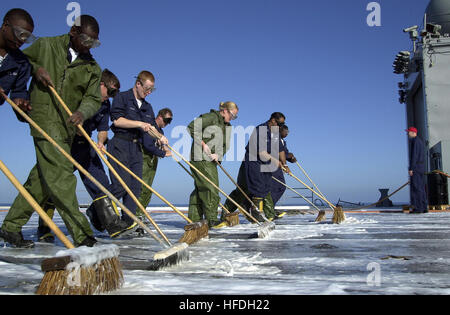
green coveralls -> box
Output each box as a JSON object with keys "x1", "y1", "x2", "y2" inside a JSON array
[
  {"x1": 187, "y1": 110, "x2": 231, "y2": 225},
  {"x1": 137, "y1": 151, "x2": 159, "y2": 213},
  {"x1": 1, "y1": 34, "x2": 102, "y2": 245}
]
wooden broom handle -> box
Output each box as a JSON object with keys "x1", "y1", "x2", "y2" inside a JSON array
[
  {"x1": 295, "y1": 161, "x2": 327, "y2": 201},
  {"x1": 48, "y1": 86, "x2": 171, "y2": 246},
  {"x1": 271, "y1": 176, "x2": 321, "y2": 212},
  {"x1": 1, "y1": 91, "x2": 167, "y2": 248},
  {"x1": 101, "y1": 148, "x2": 193, "y2": 223},
  {"x1": 0, "y1": 160, "x2": 75, "y2": 249},
  {"x1": 172, "y1": 156, "x2": 230, "y2": 214},
  {"x1": 215, "y1": 161, "x2": 262, "y2": 212},
  {"x1": 147, "y1": 129, "x2": 261, "y2": 224},
  {"x1": 283, "y1": 167, "x2": 336, "y2": 210}
]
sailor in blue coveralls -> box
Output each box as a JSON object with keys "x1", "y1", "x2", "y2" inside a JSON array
[
  {"x1": 37, "y1": 69, "x2": 122, "y2": 242},
  {"x1": 0, "y1": 9, "x2": 35, "y2": 114},
  {"x1": 223, "y1": 112, "x2": 290, "y2": 222},
  {"x1": 270, "y1": 125, "x2": 297, "y2": 211},
  {"x1": 407, "y1": 127, "x2": 428, "y2": 214},
  {"x1": 89, "y1": 71, "x2": 168, "y2": 236}
]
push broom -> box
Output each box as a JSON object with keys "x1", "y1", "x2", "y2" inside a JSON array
[
  {"x1": 172, "y1": 155, "x2": 240, "y2": 227},
  {"x1": 147, "y1": 129, "x2": 275, "y2": 238},
  {"x1": 3, "y1": 92, "x2": 188, "y2": 270},
  {"x1": 0, "y1": 159, "x2": 123, "y2": 295},
  {"x1": 48, "y1": 86, "x2": 174, "y2": 247},
  {"x1": 295, "y1": 160, "x2": 327, "y2": 203},
  {"x1": 101, "y1": 148, "x2": 208, "y2": 244},
  {"x1": 293, "y1": 159, "x2": 329, "y2": 222},
  {"x1": 271, "y1": 176, "x2": 326, "y2": 222},
  {"x1": 283, "y1": 167, "x2": 346, "y2": 224},
  {"x1": 215, "y1": 161, "x2": 277, "y2": 223}
]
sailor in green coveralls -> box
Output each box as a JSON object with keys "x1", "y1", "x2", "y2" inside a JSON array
[
  {"x1": 187, "y1": 102, "x2": 239, "y2": 228},
  {"x1": 137, "y1": 108, "x2": 173, "y2": 218},
  {"x1": 0, "y1": 15, "x2": 102, "y2": 248}
]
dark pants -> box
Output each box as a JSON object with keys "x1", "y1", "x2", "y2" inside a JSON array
[
  {"x1": 271, "y1": 168, "x2": 286, "y2": 206},
  {"x1": 105, "y1": 136, "x2": 143, "y2": 224},
  {"x1": 71, "y1": 137, "x2": 110, "y2": 199},
  {"x1": 245, "y1": 160, "x2": 272, "y2": 198},
  {"x1": 224, "y1": 163, "x2": 276, "y2": 219},
  {"x1": 411, "y1": 171, "x2": 428, "y2": 212}
]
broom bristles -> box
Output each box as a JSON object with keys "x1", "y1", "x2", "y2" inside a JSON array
[
  {"x1": 332, "y1": 206, "x2": 346, "y2": 224},
  {"x1": 36, "y1": 244, "x2": 123, "y2": 295},
  {"x1": 257, "y1": 221, "x2": 275, "y2": 238},
  {"x1": 178, "y1": 220, "x2": 209, "y2": 244},
  {"x1": 315, "y1": 210, "x2": 326, "y2": 222},
  {"x1": 146, "y1": 242, "x2": 190, "y2": 271},
  {"x1": 36, "y1": 257, "x2": 123, "y2": 295},
  {"x1": 225, "y1": 212, "x2": 240, "y2": 227}
]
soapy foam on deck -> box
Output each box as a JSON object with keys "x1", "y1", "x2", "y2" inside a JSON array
[{"x1": 55, "y1": 244, "x2": 120, "y2": 269}]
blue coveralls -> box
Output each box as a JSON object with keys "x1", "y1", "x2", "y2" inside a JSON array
[
  {"x1": 244, "y1": 122, "x2": 282, "y2": 199},
  {"x1": 107, "y1": 89, "x2": 156, "y2": 224},
  {"x1": 71, "y1": 100, "x2": 111, "y2": 199},
  {"x1": 270, "y1": 138, "x2": 289, "y2": 206},
  {"x1": 0, "y1": 49, "x2": 31, "y2": 108},
  {"x1": 409, "y1": 136, "x2": 428, "y2": 212}
]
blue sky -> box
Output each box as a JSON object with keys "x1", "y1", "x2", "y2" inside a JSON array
[{"x1": 0, "y1": 0, "x2": 429, "y2": 205}]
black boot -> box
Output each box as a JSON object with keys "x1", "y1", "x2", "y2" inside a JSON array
[
  {"x1": 249, "y1": 197, "x2": 267, "y2": 223},
  {"x1": 86, "y1": 201, "x2": 106, "y2": 232},
  {"x1": 250, "y1": 208, "x2": 267, "y2": 223},
  {"x1": 93, "y1": 196, "x2": 136, "y2": 237},
  {"x1": 0, "y1": 228, "x2": 35, "y2": 248},
  {"x1": 77, "y1": 235, "x2": 97, "y2": 247}
]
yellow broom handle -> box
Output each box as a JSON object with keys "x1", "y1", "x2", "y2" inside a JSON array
[
  {"x1": 215, "y1": 161, "x2": 260, "y2": 211},
  {"x1": 295, "y1": 161, "x2": 327, "y2": 201},
  {"x1": 172, "y1": 156, "x2": 230, "y2": 214},
  {"x1": 102, "y1": 148, "x2": 192, "y2": 223},
  {"x1": 0, "y1": 160, "x2": 75, "y2": 249},
  {"x1": 1, "y1": 91, "x2": 167, "y2": 247},
  {"x1": 147, "y1": 127, "x2": 260, "y2": 224},
  {"x1": 271, "y1": 176, "x2": 321, "y2": 212},
  {"x1": 283, "y1": 168, "x2": 336, "y2": 210},
  {"x1": 48, "y1": 86, "x2": 171, "y2": 246},
  {"x1": 167, "y1": 145, "x2": 260, "y2": 222}
]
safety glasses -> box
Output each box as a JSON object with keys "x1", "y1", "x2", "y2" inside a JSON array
[
  {"x1": 77, "y1": 32, "x2": 101, "y2": 49},
  {"x1": 138, "y1": 80, "x2": 156, "y2": 94},
  {"x1": 7, "y1": 23, "x2": 37, "y2": 44},
  {"x1": 229, "y1": 110, "x2": 238, "y2": 121}
]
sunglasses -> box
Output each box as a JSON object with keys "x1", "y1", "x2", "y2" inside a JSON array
[
  {"x1": 6, "y1": 22, "x2": 37, "y2": 44},
  {"x1": 76, "y1": 29, "x2": 101, "y2": 48},
  {"x1": 163, "y1": 117, "x2": 173, "y2": 125},
  {"x1": 106, "y1": 86, "x2": 118, "y2": 98}
]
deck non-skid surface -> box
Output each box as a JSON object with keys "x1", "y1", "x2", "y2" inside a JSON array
[{"x1": 1, "y1": 209, "x2": 450, "y2": 295}]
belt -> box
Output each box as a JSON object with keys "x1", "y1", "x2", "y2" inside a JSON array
[{"x1": 114, "y1": 133, "x2": 140, "y2": 143}]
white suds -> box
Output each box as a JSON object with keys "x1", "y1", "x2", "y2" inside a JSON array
[{"x1": 55, "y1": 244, "x2": 120, "y2": 269}]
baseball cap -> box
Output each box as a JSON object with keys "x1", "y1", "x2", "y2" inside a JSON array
[{"x1": 405, "y1": 127, "x2": 418, "y2": 133}]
